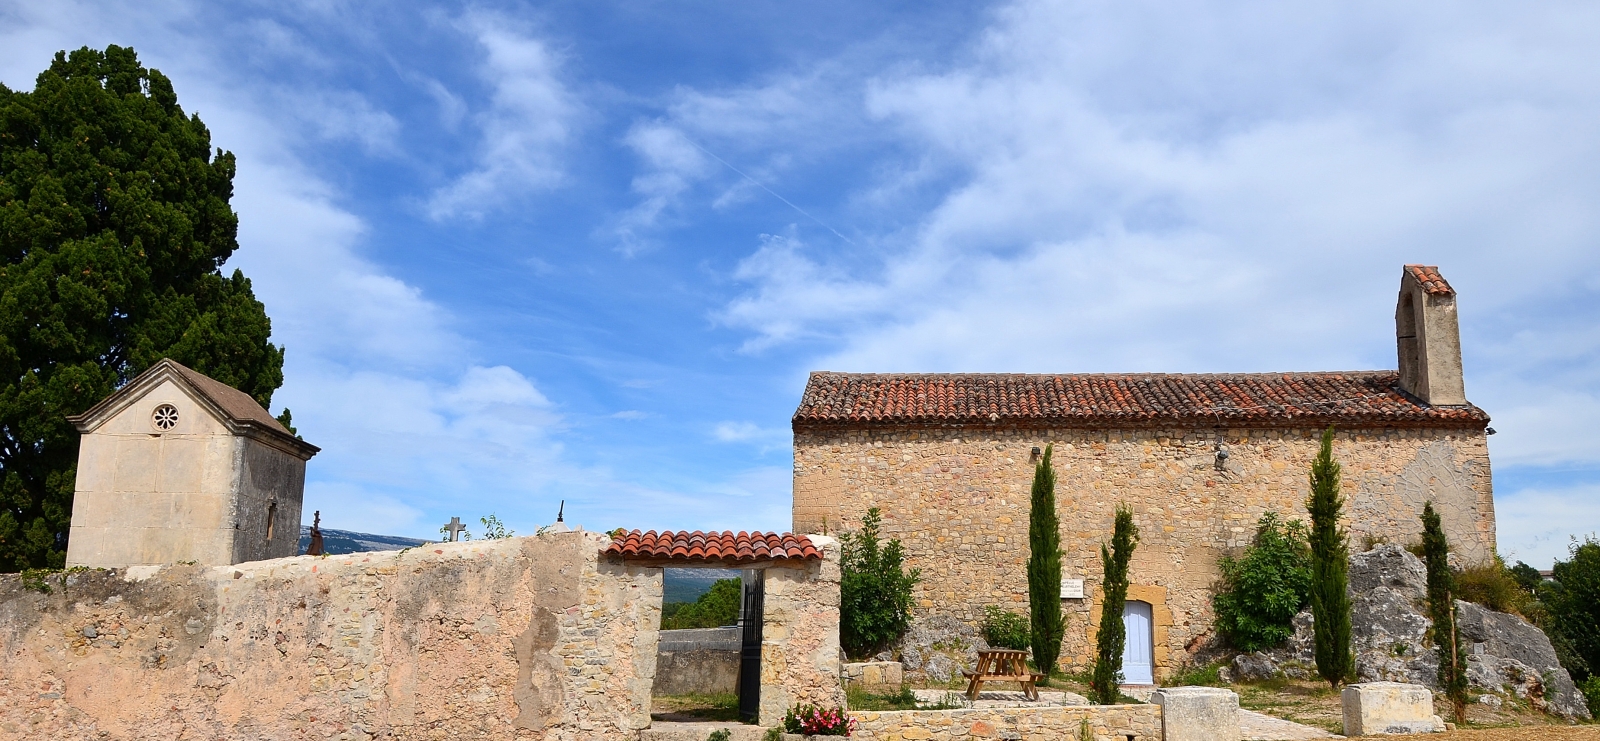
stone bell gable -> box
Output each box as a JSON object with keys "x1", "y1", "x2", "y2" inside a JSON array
[
  {"x1": 65, "y1": 359, "x2": 319, "y2": 568},
  {"x1": 790, "y1": 265, "x2": 1493, "y2": 679}
]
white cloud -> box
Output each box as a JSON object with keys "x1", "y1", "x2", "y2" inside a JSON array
[
  {"x1": 1494, "y1": 484, "x2": 1600, "y2": 569},
  {"x1": 425, "y1": 11, "x2": 579, "y2": 220}
]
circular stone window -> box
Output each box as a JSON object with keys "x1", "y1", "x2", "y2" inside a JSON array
[{"x1": 151, "y1": 404, "x2": 179, "y2": 431}]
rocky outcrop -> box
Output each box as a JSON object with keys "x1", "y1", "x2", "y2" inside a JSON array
[
  {"x1": 887, "y1": 613, "x2": 989, "y2": 683},
  {"x1": 1248, "y1": 545, "x2": 1589, "y2": 720},
  {"x1": 1456, "y1": 600, "x2": 1590, "y2": 720}
]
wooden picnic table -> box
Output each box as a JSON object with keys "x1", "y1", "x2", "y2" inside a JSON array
[{"x1": 962, "y1": 649, "x2": 1042, "y2": 701}]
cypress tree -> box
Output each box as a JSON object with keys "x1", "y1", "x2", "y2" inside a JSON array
[
  {"x1": 1421, "y1": 501, "x2": 1468, "y2": 723},
  {"x1": 1028, "y1": 444, "x2": 1064, "y2": 680},
  {"x1": 1307, "y1": 426, "x2": 1354, "y2": 688},
  {"x1": 0, "y1": 46, "x2": 285, "y2": 570},
  {"x1": 1090, "y1": 505, "x2": 1138, "y2": 704}
]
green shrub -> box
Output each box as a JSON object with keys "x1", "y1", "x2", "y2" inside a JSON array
[
  {"x1": 982, "y1": 606, "x2": 1031, "y2": 651},
  {"x1": 1455, "y1": 556, "x2": 1538, "y2": 618},
  {"x1": 1212, "y1": 512, "x2": 1311, "y2": 651},
  {"x1": 661, "y1": 578, "x2": 741, "y2": 630},
  {"x1": 1581, "y1": 676, "x2": 1600, "y2": 720},
  {"x1": 1548, "y1": 536, "x2": 1600, "y2": 683},
  {"x1": 706, "y1": 730, "x2": 731, "y2": 741},
  {"x1": 840, "y1": 508, "x2": 921, "y2": 659},
  {"x1": 762, "y1": 728, "x2": 782, "y2": 741},
  {"x1": 1167, "y1": 661, "x2": 1226, "y2": 687}
]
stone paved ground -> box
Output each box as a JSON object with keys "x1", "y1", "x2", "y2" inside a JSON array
[
  {"x1": 1241, "y1": 709, "x2": 1339, "y2": 740},
  {"x1": 911, "y1": 688, "x2": 1091, "y2": 708}
]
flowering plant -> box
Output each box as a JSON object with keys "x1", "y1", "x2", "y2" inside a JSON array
[{"x1": 782, "y1": 703, "x2": 855, "y2": 736}]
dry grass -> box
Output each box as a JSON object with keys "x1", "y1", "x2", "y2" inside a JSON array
[{"x1": 1366, "y1": 728, "x2": 1600, "y2": 740}]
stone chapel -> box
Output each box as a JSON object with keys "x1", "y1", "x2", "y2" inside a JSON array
[
  {"x1": 790, "y1": 265, "x2": 1493, "y2": 681},
  {"x1": 64, "y1": 358, "x2": 319, "y2": 568}
]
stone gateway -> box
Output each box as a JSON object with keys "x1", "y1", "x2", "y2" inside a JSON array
[{"x1": 791, "y1": 265, "x2": 1494, "y2": 680}]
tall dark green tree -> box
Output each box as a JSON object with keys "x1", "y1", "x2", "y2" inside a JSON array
[
  {"x1": 1307, "y1": 426, "x2": 1353, "y2": 688},
  {"x1": 1420, "y1": 501, "x2": 1468, "y2": 723},
  {"x1": 1090, "y1": 505, "x2": 1138, "y2": 705},
  {"x1": 0, "y1": 46, "x2": 284, "y2": 571},
  {"x1": 1028, "y1": 443, "x2": 1064, "y2": 679}
]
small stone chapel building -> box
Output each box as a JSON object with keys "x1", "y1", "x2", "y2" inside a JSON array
[
  {"x1": 65, "y1": 359, "x2": 319, "y2": 568},
  {"x1": 791, "y1": 265, "x2": 1494, "y2": 681}
]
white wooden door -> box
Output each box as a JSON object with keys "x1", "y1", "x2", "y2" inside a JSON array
[{"x1": 1121, "y1": 600, "x2": 1154, "y2": 684}]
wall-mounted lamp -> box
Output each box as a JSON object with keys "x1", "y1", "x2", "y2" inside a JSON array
[
  {"x1": 1030, "y1": 446, "x2": 1042, "y2": 462},
  {"x1": 1214, "y1": 442, "x2": 1229, "y2": 471},
  {"x1": 1486, "y1": 428, "x2": 1497, "y2": 435}
]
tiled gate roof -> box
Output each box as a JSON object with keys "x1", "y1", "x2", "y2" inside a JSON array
[
  {"x1": 604, "y1": 530, "x2": 823, "y2": 562},
  {"x1": 793, "y1": 371, "x2": 1488, "y2": 428}
]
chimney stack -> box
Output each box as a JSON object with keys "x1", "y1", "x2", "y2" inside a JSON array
[{"x1": 1395, "y1": 265, "x2": 1466, "y2": 406}]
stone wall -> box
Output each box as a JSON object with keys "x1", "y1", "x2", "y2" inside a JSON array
[
  {"x1": 653, "y1": 628, "x2": 739, "y2": 696},
  {"x1": 794, "y1": 423, "x2": 1493, "y2": 678},
  {"x1": 759, "y1": 535, "x2": 848, "y2": 727},
  {"x1": 847, "y1": 704, "x2": 1160, "y2": 741},
  {"x1": 6, "y1": 531, "x2": 664, "y2": 740}
]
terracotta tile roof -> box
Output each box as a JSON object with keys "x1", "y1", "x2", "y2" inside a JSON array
[
  {"x1": 605, "y1": 530, "x2": 823, "y2": 562},
  {"x1": 1405, "y1": 265, "x2": 1454, "y2": 295},
  {"x1": 793, "y1": 371, "x2": 1488, "y2": 428}
]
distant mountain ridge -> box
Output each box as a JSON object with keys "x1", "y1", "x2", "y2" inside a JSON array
[{"x1": 298, "y1": 526, "x2": 431, "y2": 556}]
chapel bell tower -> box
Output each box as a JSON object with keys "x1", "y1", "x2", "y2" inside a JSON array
[{"x1": 1395, "y1": 264, "x2": 1467, "y2": 406}]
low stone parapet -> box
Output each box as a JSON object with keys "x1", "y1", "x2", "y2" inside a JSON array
[
  {"x1": 840, "y1": 660, "x2": 904, "y2": 689},
  {"x1": 1342, "y1": 681, "x2": 1444, "y2": 735},
  {"x1": 847, "y1": 704, "x2": 1159, "y2": 741},
  {"x1": 1152, "y1": 686, "x2": 1240, "y2": 741}
]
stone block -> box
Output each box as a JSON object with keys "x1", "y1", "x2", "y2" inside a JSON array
[
  {"x1": 841, "y1": 660, "x2": 903, "y2": 688},
  {"x1": 1341, "y1": 681, "x2": 1442, "y2": 735},
  {"x1": 1152, "y1": 686, "x2": 1239, "y2": 741}
]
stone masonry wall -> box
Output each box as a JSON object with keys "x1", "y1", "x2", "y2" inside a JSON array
[
  {"x1": 759, "y1": 535, "x2": 848, "y2": 727},
  {"x1": 793, "y1": 423, "x2": 1493, "y2": 678},
  {"x1": 847, "y1": 704, "x2": 1160, "y2": 741},
  {"x1": 0, "y1": 532, "x2": 662, "y2": 740}
]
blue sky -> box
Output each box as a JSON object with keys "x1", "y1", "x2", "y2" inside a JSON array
[{"x1": 3, "y1": 1, "x2": 1598, "y2": 567}]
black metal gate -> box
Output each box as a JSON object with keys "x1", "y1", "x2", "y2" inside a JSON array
[{"x1": 737, "y1": 569, "x2": 764, "y2": 723}]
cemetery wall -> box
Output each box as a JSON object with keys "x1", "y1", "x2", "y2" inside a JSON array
[
  {"x1": 0, "y1": 532, "x2": 662, "y2": 741},
  {"x1": 793, "y1": 422, "x2": 1493, "y2": 678},
  {"x1": 845, "y1": 704, "x2": 1160, "y2": 741}
]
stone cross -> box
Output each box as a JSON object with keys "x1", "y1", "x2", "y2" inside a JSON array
[{"x1": 443, "y1": 517, "x2": 467, "y2": 542}]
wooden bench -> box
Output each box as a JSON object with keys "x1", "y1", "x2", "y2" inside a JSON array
[{"x1": 962, "y1": 649, "x2": 1042, "y2": 701}]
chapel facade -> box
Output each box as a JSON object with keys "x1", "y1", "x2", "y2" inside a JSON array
[
  {"x1": 790, "y1": 265, "x2": 1493, "y2": 680},
  {"x1": 65, "y1": 359, "x2": 319, "y2": 568}
]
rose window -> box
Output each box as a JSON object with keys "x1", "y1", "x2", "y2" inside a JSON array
[{"x1": 152, "y1": 404, "x2": 179, "y2": 431}]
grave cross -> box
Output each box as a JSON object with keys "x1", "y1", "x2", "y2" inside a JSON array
[{"x1": 443, "y1": 517, "x2": 467, "y2": 542}]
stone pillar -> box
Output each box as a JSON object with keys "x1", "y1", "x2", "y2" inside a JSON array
[
  {"x1": 1342, "y1": 682, "x2": 1443, "y2": 735},
  {"x1": 1152, "y1": 686, "x2": 1240, "y2": 741},
  {"x1": 759, "y1": 535, "x2": 847, "y2": 727}
]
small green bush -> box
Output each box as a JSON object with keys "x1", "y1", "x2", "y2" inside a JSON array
[
  {"x1": 1455, "y1": 556, "x2": 1538, "y2": 618},
  {"x1": 662, "y1": 578, "x2": 741, "y2": 630},
  {"x1": 981, "y1": 606, "x2": 1031, "y2": 650},
  {"x1": 1212, "y1": 512, "x2": 1311, "y2": 651},
  {"x1": 762, "y1": 728, "x2": 782, "y2": 741},
  {"x1": 840, "y1": 508, "x2": 921, "y2": 659},
  {"x1": 706, "y1": 730, "x2": 731, "y2": 741},
  {"x1": 1581, "y1": 676, "x2": 1600, "y2": 720},
  {"x1": 1166, "y1": 661, "x2": 1227, "y2": 687}
]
